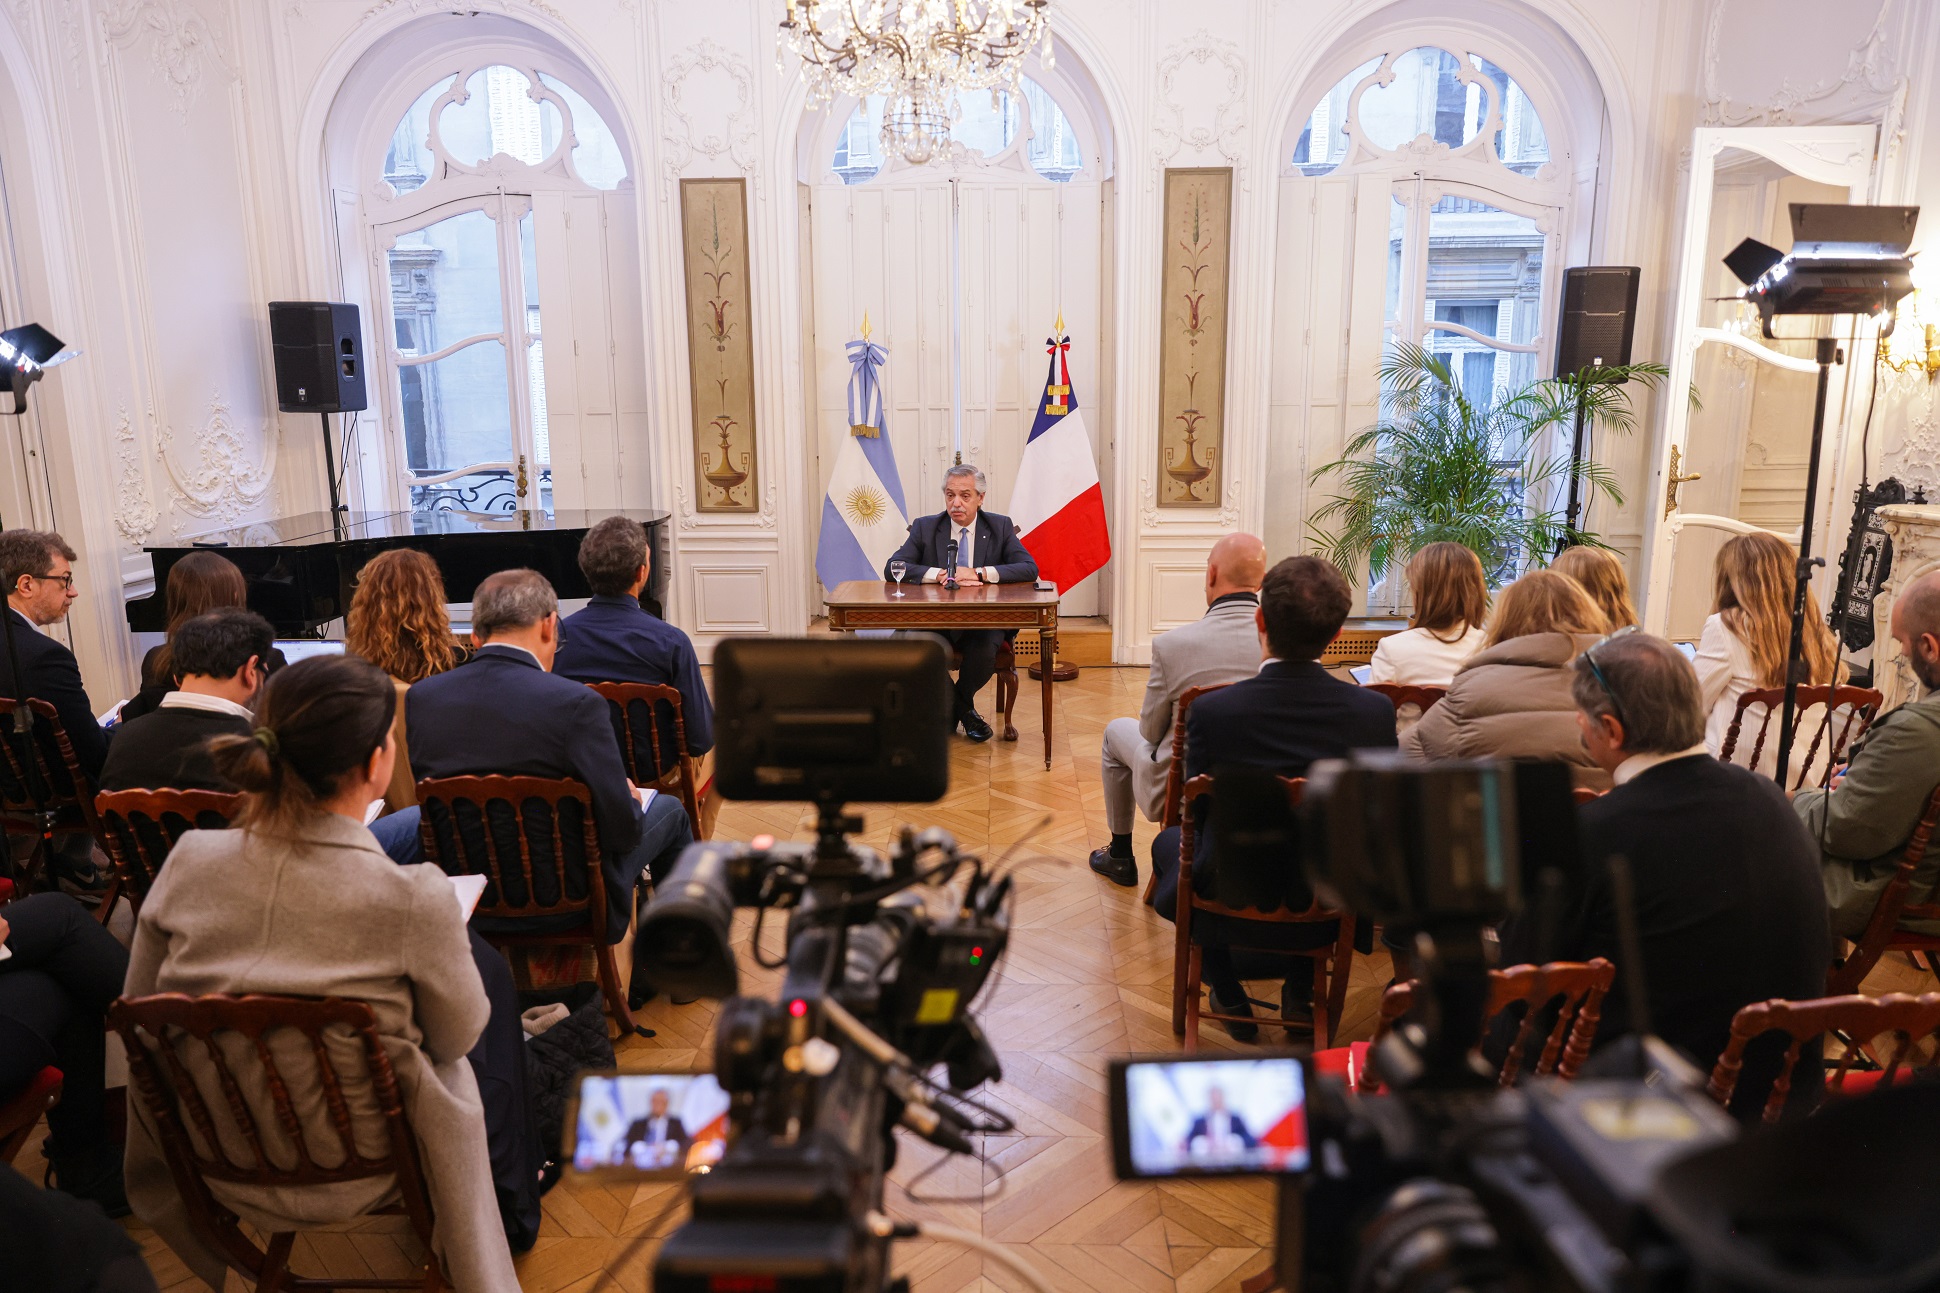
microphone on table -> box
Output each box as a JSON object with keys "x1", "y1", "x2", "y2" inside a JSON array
[{"x1": 942, "y1": 535, "x2": 960, "y2": 589}]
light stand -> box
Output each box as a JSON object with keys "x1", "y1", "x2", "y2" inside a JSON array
[
  {"x1": 1556, "y1": 371, "x2": 1593, "y2": 556},
  {"x1": 1771, "y1": 337, "x2": 1841, "y2": 788},
  {"x1": 319, "y1": 411, "x2": 348, "y2": 532}
]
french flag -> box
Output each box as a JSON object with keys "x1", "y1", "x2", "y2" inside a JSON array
[{"x1": 1012, "y1": 333, "x2": 1110, "y2": 592}]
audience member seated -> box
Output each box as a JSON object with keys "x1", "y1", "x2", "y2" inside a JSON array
[
  {"x1": 0, "y1": 1160, "x2": 158, "y2": 1293},
  {"x1": 0, "y1": 528, "x2": 110, "y2": 892},
  {"x1": 1499, "y1": 632, "x2": 1830, "y2": 1120},
  {"x1": 883, "y1": 464, "x2": 1040, "y2": 742},
  {"x1": 1693, "y1": 531, "x2": 1842, "y2": 783},
  {"x1": 1148, "y1": 556, "x2": 1397, "y2": 1038},
  {"x1": 407, "y1": 569, "x2": 692, "y2": 1010},
  {"x1": 1403, "y1": 570, "x2": 1612, "y2": 789},
  {"x1": 554, "y1": 516, "x2": 719, "y2": 839},
  {"x1": 0, "y1": 893, "x2": 130, "y2": 1213},
  {"x1": 1552, "y1": 545, "x2": 1638, "y2": 632},
  {"x1": 345, "y1": 548, "x2": 461, "y2": 814},
  {"x1": 1090, "y1": 533, "x2": 1267, "y2": 888},
  {"x1": 124, "y1": 655, "x2": 535, "y2": 1284},
  {"x1": 1367, "y1": 541, "x2": 1488, "y2": 686},
  {"x1": 1796, "y1": 568, "x2": 1940, "y2": 942},
  {"x1": 121, "y1": 550, "x2": 282, "y2": 723}
]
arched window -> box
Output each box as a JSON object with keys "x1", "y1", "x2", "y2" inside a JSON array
[
  {"x1": 832, "y1": 76, "x2": 1085, "y2": 183},
  {"x1": 368, "y1": 61, "x2": 628, "y2": 515}
]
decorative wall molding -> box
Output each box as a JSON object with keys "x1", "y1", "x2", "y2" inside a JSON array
[
  {"x1": 358, "y1": 0, "x2": 567, "y2": 27},
  {"x1": 1151, "y1": 29, "x2": 1247, "y2": 178},
  {"x1": 111, "y1": 407, "x2": 158, "y2": 543},
  {"x1": 1699, "y1": 0, "x2": 1903, "y2": 127},
  {"x1": 157, "y1": 394, "x2": 277, "y2": 535},
  {"x1": 660, "y1": 38, "x2": 760, "y2": 188},
  {"x1": 99, "y1": 0, "x2": 237, "y2": 117}
]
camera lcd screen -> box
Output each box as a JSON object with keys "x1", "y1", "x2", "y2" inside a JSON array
[
  {"x1": 569, "y1": 1072, "x2": 731, "y2": 1178},
  {"x1": 1110, "y1": 1056, "x2": 1310, "y2": 1179}
]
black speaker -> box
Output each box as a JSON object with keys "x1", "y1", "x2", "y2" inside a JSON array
[
  {"x1": 268, "y1": 301, "x2": 367, "y2": 414},
  {"x1": 1554, "y1": 266, "x2": 1640, "y2": 381}
]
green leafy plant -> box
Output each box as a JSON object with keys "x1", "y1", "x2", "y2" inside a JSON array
[{"x1": 1308, "y1": 342, "x2": 1670, "y2": 583}]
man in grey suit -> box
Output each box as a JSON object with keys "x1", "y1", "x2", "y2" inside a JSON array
[
  {"x1": 1090, "y1": 533, "x2": 1268, "y2": 887},
  {"x1": 1797, "y1": 568, "x2": 1940, "y2": 938}
]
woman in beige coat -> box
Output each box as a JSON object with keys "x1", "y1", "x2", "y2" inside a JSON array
[
  {"x1": 1402, "y1": 569, "x2": 1614, "y2": 790},
  {"x1": 123, "y1": 654, "x2": 520, "y2": 1293}
]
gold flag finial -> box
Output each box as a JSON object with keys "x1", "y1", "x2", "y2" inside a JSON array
[
  {"x1": 860, "y1": 311, "x2": 872, "y2": 341},
  {"x1": 1055, "y1": 310, "x2": 1065, "y2": 336}
]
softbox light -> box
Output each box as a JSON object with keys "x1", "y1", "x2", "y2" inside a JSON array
[{"x1": 0, "y1": 323, "x2": 81, "y2": 415}]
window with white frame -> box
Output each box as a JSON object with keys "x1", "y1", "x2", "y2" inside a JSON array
[
  {"x1": 370, "y1": 62, "x2": 626, "y2": 516},
  {"x1": 1291, "y1": 46, "x2": 1563, "y2": 597},
  {"x1": 831, "y1": 76, "x2": 1084, "y2": 183}
]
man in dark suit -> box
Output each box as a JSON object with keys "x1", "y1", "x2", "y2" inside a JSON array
[
  {"x1": 98, "y1": 607, "x2": 269, "y2": 793},
  {"x1": 554, "y1": 516, "x2": 717, "y2": 838},
  {"x1": 621, "y1": 1086, "x2": 689, "y2": 1168},
  {"x1": 408, "y1": 569, "x2": 692, "y2": 1009},
  {"x1": 1499, "y1": 632, "x2": 1830, "y2": 1121},
  {"x1": 1149, "y1": 556, "x2": 1397, "y2": 1038},
  {"x1": 1182, "y1": 1086, "x2": 1257, "y2": 1163},
  {"x1": 883, "y1": 464, "x2": 1039, "y2": 741},
  {"x1": 0, "y1": 529, "x2": 109, "y2": 891}
]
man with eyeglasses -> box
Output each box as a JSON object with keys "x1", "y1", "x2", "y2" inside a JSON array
[
  {"x1": 0, "y1": 529, "x2": 111, "y2": 893},
  {"x1": 1497, "y1": 630, "x2": 1828, "y2": 1121}
]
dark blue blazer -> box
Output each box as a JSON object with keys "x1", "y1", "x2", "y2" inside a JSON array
[
  {"x1": 555, "y1": 594, "x2": 715, "y2": 758},
  {"x1": 407, "y1": 646, "x2": 645, "y2": 935},
  {"x1": 884, "y1": 510, "x2": 1039, "y2": 585},
  {"x1": 1151, "y1": 659, "x2": 1397, "y2": 918},
  {"x1": 3, "y1": 608, "x2": 108, "y2": 782}
]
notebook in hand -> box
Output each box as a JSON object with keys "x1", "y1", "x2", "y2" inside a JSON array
[{"x1": 448, "y1": 873, "x2": 488, "y2": 920}]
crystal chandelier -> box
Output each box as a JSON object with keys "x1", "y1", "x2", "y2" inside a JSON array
[{"x1": 781, "y1": 0, "x2": 1053, "y2": 165}]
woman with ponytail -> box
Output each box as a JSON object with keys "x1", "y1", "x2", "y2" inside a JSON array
[{"x1": 121, "y1": 655, "x2": 530, "y2": 1291}]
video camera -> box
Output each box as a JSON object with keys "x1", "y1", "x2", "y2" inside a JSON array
[
  {"x1": 1111, "y1": 752, "x2": 1940, "y2": 1293},
  {"x1": 621, "y1": 638, "x2": 1016, "y2": 1293}
]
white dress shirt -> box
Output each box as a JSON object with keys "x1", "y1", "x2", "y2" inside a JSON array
[
  {"x1": 158, "y1": 691, "x2": 254, "y2": 721},
  {"x1": 1612, "y1": 744, "x2": 1709, "y2": 786}
]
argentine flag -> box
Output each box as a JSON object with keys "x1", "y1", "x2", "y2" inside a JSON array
[{"x1": 816, "y1": 338, "x2": 909, "y2": 589}]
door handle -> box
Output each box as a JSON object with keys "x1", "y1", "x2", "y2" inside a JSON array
[{"x1": 1664, "y1": 444, "x2": 1703, "y2": 519}]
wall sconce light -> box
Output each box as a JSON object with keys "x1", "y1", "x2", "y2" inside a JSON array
[{"x1": 1882, "y1": 284, "x2": 1940, "y2": 382}]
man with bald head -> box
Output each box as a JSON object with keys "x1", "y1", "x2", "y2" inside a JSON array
[
  {"x1": 1090, "y1": 533, "x2": 1270, "y2": 886},
  {"x1": 1797, "y1": 568, "x2": 1940, "y2": 940}
]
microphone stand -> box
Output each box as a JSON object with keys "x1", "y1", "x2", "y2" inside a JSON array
[{"x1": 941, "y1": 535, "x2": 960, "y2": 591}]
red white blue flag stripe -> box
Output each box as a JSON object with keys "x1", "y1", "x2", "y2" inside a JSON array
[{"x1": 1011, "y1": 334, "x2": 1110, "y2": 593}]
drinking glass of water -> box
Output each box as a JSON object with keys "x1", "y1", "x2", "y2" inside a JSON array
[{"x1": 889, "y1": 559, "x2": 907, "y2": 597}]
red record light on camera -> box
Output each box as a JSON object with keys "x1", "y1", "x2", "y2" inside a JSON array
[{"x1": 788, "y1": 998, "x2": 808, "y2": 1018}]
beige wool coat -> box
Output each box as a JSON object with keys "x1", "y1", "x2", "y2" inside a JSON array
[
  {"x1": 123, "y1": 812, "x2": 520, "y2": 1293},
  {"x1": 1400, "y1": 630, "x2": 1612, "y2": 791}
]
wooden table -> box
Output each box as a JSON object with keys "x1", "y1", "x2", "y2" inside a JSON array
[{"x1": 825, "y1": 580, "x2": 1060, "y2": 769}]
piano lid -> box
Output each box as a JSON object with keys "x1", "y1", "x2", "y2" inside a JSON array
[{"x1": 144, "y1": 508, "x2": 673, "y2": 551}]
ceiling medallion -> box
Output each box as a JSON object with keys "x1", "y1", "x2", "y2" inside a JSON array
[{"x1": 781, "y1": 0, "x2": 1053, "y2": 165}]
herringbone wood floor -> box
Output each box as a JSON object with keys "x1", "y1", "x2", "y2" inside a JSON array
[{"x1": 17, "y1": 664, "x2": 1938, "y2": 1291}]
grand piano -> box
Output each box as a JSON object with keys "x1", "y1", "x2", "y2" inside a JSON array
[{"x1": 126, "y1": 509, "x2": 673, "y2": 636}]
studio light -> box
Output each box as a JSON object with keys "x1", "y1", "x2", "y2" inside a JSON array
[
  {"x1": 1725, "y1": 204, "x2": 1918, "y2": 338},
  {"x1": 1, "y1": 323, "x2": 81, "y2": 415}
]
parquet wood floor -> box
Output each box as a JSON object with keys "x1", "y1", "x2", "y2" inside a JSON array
[{"x1": 15, "y1": 664, "x2": 1937, "y2": 1292}]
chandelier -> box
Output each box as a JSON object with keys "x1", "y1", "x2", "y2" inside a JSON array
[{"x1": 781, "y1": 0, "x2": 1053, "y2": 165}]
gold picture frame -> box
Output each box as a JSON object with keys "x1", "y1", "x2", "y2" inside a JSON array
[
  {"x1": 680, "y1": 178, "x2": 758, "y2": 512},
  {"x1": 1156, "y1": 167, "x2": 1231, "y2": 508}
]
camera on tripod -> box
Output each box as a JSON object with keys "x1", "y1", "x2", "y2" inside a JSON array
[{"x1": 580, "y1": 638, "x2": 1017, "y2": 1293}]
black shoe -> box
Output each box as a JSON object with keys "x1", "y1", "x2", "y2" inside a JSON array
[
  {"x1": 629, "y1": 982, "x2": 659, "y2": 1011},
  {"x1": 1206, "y1": 986, "x2": 1259, "y2": 1042},
  {"x1": 1281, "y1": 987, "x2": 1316, "y2": 1035},
  {"x1": 1088, "y1": 846, "x2": 1137, "y2": 887},
  {"x1": 959, "y1": 710, "x2": 994, "y2": 742}
]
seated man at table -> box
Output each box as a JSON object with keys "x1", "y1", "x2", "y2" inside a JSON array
[
  {"x1": 1796, "y1": 567, "x2": 1940, "y2": 941},
  {"x1": 408, "y1": 569, "x2": 693, "y2": 1010},
  {"x1": 1149, "y1": 557, "x2": 1396, "y2": 1038},
  {"x1": 555, "y1": 516, "x2": 718, "y2": 839},
  {"x1": 1091, "y1": 532, "x2": 1267, "y2": 887},
  {"x1": 882, "y1": 464, "x2": 1039, "y2": 742}
]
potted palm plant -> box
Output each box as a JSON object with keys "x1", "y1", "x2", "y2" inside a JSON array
[{"x1": 1308, "y1": 342, "x2": 1670, "y2": 584}]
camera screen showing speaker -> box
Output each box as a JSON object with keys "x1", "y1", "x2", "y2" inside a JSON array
[
  {"x1": 1110, "y1": 1055, "x2": 1311, "y2": 1179},
  {"x1": 568, "y1": 1071, "x2": 731, "y2": 1178}
]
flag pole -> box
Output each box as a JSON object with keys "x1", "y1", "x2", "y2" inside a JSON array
[{"x1": 1030, "y1": 308, "x2": 1080, "y2": 684}]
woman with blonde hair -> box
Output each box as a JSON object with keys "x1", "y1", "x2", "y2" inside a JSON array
[
  {"x1": 1552, "y1": 545, "x2": 1639, "y2": 632},
  {"x1": 1368, "y1": 541, "x2": 1489, "y2": 686},
  {"x1": 1403, "y1": 569, "x2": 1613, "y2": 788},
  {"x1": 345, "y1": 548, "x2": 460, "y2": 811},
  {"x1": 1693, "y1": 531, "x2": 1842, "y2": 782}
]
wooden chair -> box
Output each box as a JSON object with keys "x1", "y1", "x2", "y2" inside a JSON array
[
  {"x1": 0, "y1": 1065, "x2": 60, "y2": 1164},
  {"x1": 1372, "y1": 958, "x2": 1616, "y2": 1086},
  {"x1": 585, "y1": 682, "x2": 705, "y2": 841},
  {"x1": 1826, "y1": 783, "x2": 1940, "y2": 995},
  {"x1": 1172, "y1": 774, "x2": 1355, "y2": 1051},
  {"x1": 1718, "y1": 684, "x2": 1882, "y2": 791},
  {"x1": 1137, "y1": 682, "x2": 1234, "y2": 907},
  {"x1": 0, "y1": 696, "x2": 103, "y2": 889},
  {"x1": 94, "y1": 788, "x2": 243, "y2": 924},
  {"x1": 1364, "y1": 683, "x2": 1448, "y2": 715},
  {"x1": 109, "y1": 993, "x2": 447, "y2": 1291},
  {"x1": 414, "y1": 774, "x2": 636, "y2": 1036},
  {"x1": 1706, "y1": 992, "x2": 1940, "y2": 1124}
]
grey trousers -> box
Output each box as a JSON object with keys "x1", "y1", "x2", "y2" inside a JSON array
[{"x1": 1101, "y1": 716, "x2": 1166, "y2": 835}]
